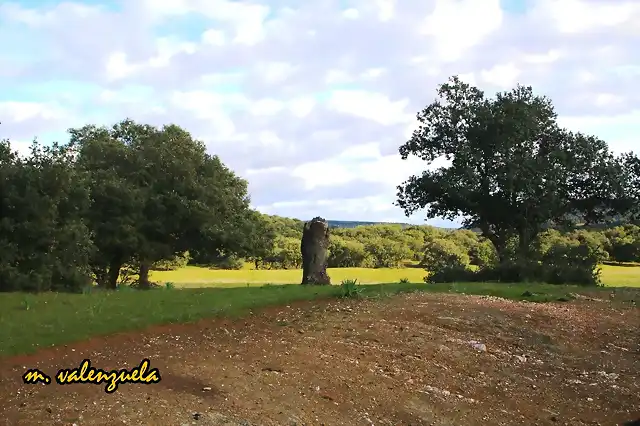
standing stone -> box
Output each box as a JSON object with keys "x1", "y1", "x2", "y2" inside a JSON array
[{"x1": 300, "y1": 217, "x2": 331, "y2": 285}]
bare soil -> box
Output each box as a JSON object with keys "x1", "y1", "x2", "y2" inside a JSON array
[{"x1": 0, "y1": 292, "x2": 638, "y2": 426}]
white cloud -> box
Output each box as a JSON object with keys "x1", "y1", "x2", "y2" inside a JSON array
[
  {"x1": 537, "y1": 0, "x2": 640, "y2": 34},
  {"x1": 342, "y1": 8, "x2": 359, "y2": 20},
  {"x1": 201, "y1": 29, "x2": 226, "y2": 46},
  {"x1": 421, "y1": 0, "x2": 503, "y2": 62},
  {"x1": 0, "y1": 0, "x2": 638, "y2": 225},
  {"x1": 522, "y1": 49, "x2": 563, "y2": 64},
  {"x1": 258, "y1": 61, "x2": 298, "y2": 84},
  {"x1": 249, "y1": 98, "x2": 284, "y2": 116},
  {"x1": 361, "y1": 68, "x2": 386, "y2": 79},
  {"x1": 105, "y1": 51, "x2": 136, "y2": 81},
  {"x1": 593, "y1": 93, "x2": 623, "y2": 107},
  {"x1": 325, "y1": 69, "x2": 352, "y2": 84},
  {"x1": 0, "y1": 101, "x2": 66, "y2": 122},
  {"x1": 375, "y1": 0, "x2": 395, "y2": 21},
  {"x1": 480, "y1": 62, "x2": 521, "y2": 89},
  {"x1": 326, "y1": 91, "x2": 412, "y2": 125},
  {"x1": 288, "y1": 97, "x2": 316, "y2": 117}
]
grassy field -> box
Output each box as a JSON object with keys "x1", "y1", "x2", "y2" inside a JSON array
[
  {"x1": 599, "y1": 264, "x2": 640, "y2": 286},
  {"x1": 150, "y1": 264, "x2": 640, "y2": 288},
  {"x1": 1, "y1": 264, "x2": 637, "y2": 357},
  {"x1": 0, "y1": 281, "x2": 614, "y2": 357},
  {"x1": 150, "y1": 266, "x2": 428, "y2": 287}
]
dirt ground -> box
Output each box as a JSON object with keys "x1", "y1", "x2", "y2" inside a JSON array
[{"x1": 0, "y1": 291, "x2": 638, "y2": 426}]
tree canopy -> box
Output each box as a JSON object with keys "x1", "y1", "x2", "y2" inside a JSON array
[
  {"x1": 397, "y1": 76, "x2": 638, "y2": 262},
  {"x1": 1, "y1": 119, "x2": 267, "y2": 291}
]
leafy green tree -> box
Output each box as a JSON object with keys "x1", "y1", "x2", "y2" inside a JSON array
[
  {"x1": 403, "y1": 228, "x2": 427, "y2": 261},
  {"x1": 468, "y1": 239, "x2": 498, "y2": 267},
  {"x1": 420, "y1": 237, "x2": 470, "y2": 270},
  {"x1": 566, "y1": 229, "x2": 609, "y2": 263},
  {"x1": 152, "y1": 251, "x2": 190, "y2": 271},
  {"x1": 617, "y1": 153, "x2": 640, "y2": 222},
  {"x1": 71, "y1": 119, "x2": 259, "y2": 288},
  {"x1": 604, "y1": 225, "x2": 640, "y2": 262},
  {"x1": 531, "y1": 229, "x2": 566, "y2": 259},
  {"x1": 328, "y1": 236, "x2": 373, "y2": 267},
  {"x1": 0, "y1": 139, "x2": 93, "y2": 292},
  {"x1": 397, "y1": 76, "x2": 631, "y2": 266},
  {"x1": 541, "y1": 239, "x2": 602, "y2": 286},
  {"x1": 363, "y1": 237, "x2": 411, "y2": 268},
  {"x1": 70, "y1": 124, "x2": 145, "y2": 288},
  {"x1": 272, "y1": 236, "x2": 302, "y2": 269}
]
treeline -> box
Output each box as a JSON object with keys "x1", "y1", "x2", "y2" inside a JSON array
[
  {"x1": 201, "y1": 217, "x2": 640, "y2": 275},
  {"x1": 0, "y1": 120, "x2": 269, "y2": 292}
]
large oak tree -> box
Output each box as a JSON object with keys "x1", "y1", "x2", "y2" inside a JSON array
[
  {"x1": 71, "y1": 119, "x2": 263, "y2": 289},
  {"x1": 397, "y1": 76, "x2": 638, "y2": 261}
]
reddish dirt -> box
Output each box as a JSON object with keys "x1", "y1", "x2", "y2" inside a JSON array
[{"x1": 0, "y1": 292, "x2": 638, "y2": 426}]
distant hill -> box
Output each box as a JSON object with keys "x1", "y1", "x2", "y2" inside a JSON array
[{"x1": 326, "y1": 220, "x2": 411, "y2": 228}]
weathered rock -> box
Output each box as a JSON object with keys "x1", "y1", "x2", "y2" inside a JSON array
[{"x1": 300, "y1": 217, "x2": 331, "y2": 285}]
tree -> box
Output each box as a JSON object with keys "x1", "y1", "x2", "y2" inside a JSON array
[
  {"x1": 618, "y1": 152, "x2": 640, "y2": 222},
  {"x1": 397, "y1": 76, "x2": 631, "y2": 264},
  {"x1": 362, "y1": 236, "x2": 411, "y2": 268},
  {"x1": 72, "y1": 119, "x2": 260, "y2": 289},
  {"x1": 70, "y1": 124, "x2": 145, "y2": 288},
  {"x1": 604, "y1": 225, "x2": 640, "y2": 263},
  {"x1": 420, "y1": 237, "x2": 470, "y2": 270},
  {"x1": 0, "y1": 139, "x2": 93, "y2": 292},
  {"x1": 328, "y1": 236, "x2": 372, "y2": 267}
]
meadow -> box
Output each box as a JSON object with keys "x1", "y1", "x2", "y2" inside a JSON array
[
  {"x1": 0, "y1": 281, "x2": 597, "y2": 357},
  {"x1": 149, "y1": 263, "x2": 640, "y2": 288},
  {"x1": 1, "y1": 262, "x2": 638, "y2": 357}
]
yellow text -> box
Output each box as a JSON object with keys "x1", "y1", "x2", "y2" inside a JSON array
[{"x1": 55, "y1": 358, "x2": 161, "y2": 393}]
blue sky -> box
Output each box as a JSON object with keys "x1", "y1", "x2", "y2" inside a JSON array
[{"x1": 1, "y1": 0, "x2": 638, "y2": 227}]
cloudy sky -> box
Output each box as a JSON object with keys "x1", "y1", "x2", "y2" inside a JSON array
[{"x1": 1, "y1": 0, "x2": 638, "y2": 227}]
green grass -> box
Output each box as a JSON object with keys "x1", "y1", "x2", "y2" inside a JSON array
[
  {"x1": 150, "y1": 264, "x2": 640, "y2": 288},
  {"x1": 1, "y1": 264, "x2": 637, "y2": 357},
  {"x1": 598, "y1": 264, "x2": 640, "y2": 287},
  {"x1": 0, "y1": 281, "x2": 596, "y2": 358}
]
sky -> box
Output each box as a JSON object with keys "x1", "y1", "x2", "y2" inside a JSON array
[{"x1": 0, "y1": 0, "x2": 638, "y2": 228}]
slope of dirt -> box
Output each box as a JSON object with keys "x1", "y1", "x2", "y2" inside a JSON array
[{"x1": 0, "y1": 292, "x2": 638, "y2": 426}]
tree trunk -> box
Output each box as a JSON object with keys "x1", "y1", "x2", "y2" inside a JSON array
[
  {"x1": 138, "y1": 260, "x2": 151, "y2": 290},
  {"x1": 106, "y1": 257, "x2": 123, "y2": 290},
  {"x1": 483, "y1": 228, "x2": 508, "y2": 263},
  {"x1": 300, "y1": 217, "x2": 331, "y2": 285},
  {"x1": 94, "y1": 267, "x2": 108, "y2": 288}
]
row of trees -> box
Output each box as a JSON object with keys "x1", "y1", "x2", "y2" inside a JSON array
[{"x1": 0, "y1": 120, "x2": 269, "y2": 292}]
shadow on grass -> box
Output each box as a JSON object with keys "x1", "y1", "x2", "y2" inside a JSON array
[{"x1": 0, "y1": 282, "x2": 604, "y2": 358}]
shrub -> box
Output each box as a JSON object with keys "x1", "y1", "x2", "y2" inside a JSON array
[
  {"x1": 151, "y1": 251, "x2": 190, "y2": 271},
  {"x1": 541, "y1": 241, "x2": 602, "y2": 286},
  {"x1": 425, "y1": 264, "x2": 476, "y2": 283},
  {"x1": 426, "y1": 237, "x2": 601, "y2": 286},
  {"x1": 363, "y1": 237, "x2": 411, "y2": 268},
  {"x1": 328, "y1": 237, "x2": 372, "y2": 268},
  {"x1": 211, "y1": 255, "x2": 244, "y2": 270},
  {"x1": 339, "y1": 279, "x2": 363, "y2": 298},
  {"x1": 469, "y1": 239, "x2": 499, "y2": 267},
  {"x1": 604, "y1": 225, "x2": 640, "y2": 263},
  {"x1": 421, "y1": 237, "x2": 470, "y2": 271}
]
